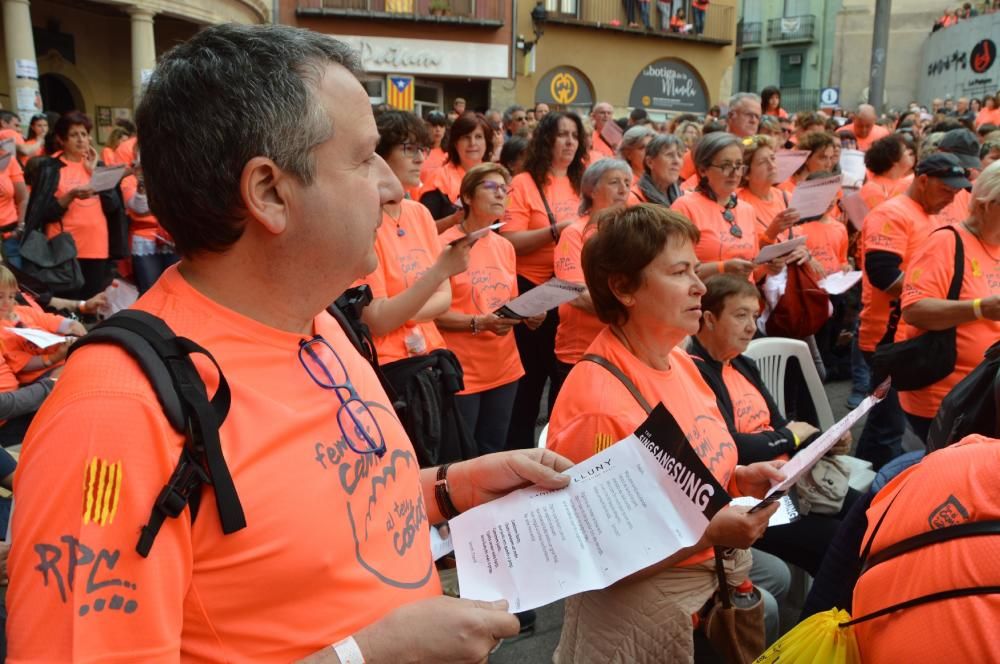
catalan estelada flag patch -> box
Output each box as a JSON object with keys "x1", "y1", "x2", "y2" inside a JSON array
[{"x1": 82, "y1": 457, "x2": 122, "y2": 527}]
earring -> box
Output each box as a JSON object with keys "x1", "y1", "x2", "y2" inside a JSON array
[
  {"x1": 707, "y1": 323, "x2": 715, "y2": 330},
  {"x1": 622, "y1": 297, "x2": 634, "y2": 306}
]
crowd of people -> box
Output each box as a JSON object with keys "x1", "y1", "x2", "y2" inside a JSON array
[
  {"x1": 0, "y1": 20, "x2": 998, "y2": 664},
  {"x1": 932, "y1": 1, "x2": 1000, "y2": 30}
]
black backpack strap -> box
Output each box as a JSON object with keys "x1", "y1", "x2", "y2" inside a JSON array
[
  {"x1": 841, "y1": 585, "x2": 1000, "y2": 627},
  {"x1": 68, "y1": 310, "x2": 246, "y2": 557},
  {"x1": 580, "y1": 354, "x2": 652, "y2": 414}
]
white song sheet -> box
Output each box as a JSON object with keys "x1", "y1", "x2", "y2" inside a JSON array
[
  {"x1": 839, "y1": 149, "x2": 866, "y2": 189},
  {"x1": 774, "y1": 150, "x2": 809, "y2": 184},
  {"x1": 754, "y1": 236, "x2": 807, "y2": 264},
  {"x1": 452, "y1": 405, "x2": 731, "y2": 612},
  {"x1": 0, "y1": 139, "x2": 15, "y2": 171},
  {"x1": 5, "y1": 327, "x2": 67, "y2": 349},
  {"x1": 788, "y1": 175, "x2": 841, "y2": 220},
  {"x1": 494, "y1": 277, "x2": 585, "y2": 319},
  {"x1": 819, "y1": 270, "x2": 863, "y2": 295},
  {"x1": 88, "y1": 165, "x2": 127, "y2": 192}
]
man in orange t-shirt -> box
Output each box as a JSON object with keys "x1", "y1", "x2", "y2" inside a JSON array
[
  {"x1": 852, "y1": 435, "x2": 1000, "y2": 662},
  {"x1": 838, "y1": 105, "x2": 889, "y2": 152},
  {"x1": 589, "y1": 102, "x2": 616, "y2": 160},
  {"x1": 854, "y1": 153, "x2": 969, "y2": 469},
  {"x1": 7, "y1": 24, "x2": 571, "y2": 663}
]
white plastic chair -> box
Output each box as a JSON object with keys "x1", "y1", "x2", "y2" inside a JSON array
[
  {"x1": 743, "y1": 337, "x2": 835, "y2": 431},
  {"x1": 537, "y1": 423, "x2": 549, "y2": 449}
]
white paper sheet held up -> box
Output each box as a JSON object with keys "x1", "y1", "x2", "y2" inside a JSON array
[
  {"x1": 839, "y1": 149, "x2": 866, "y2": 189},
  {"x1": 754, "y1": 236, "x2": 807, "y2": 264},
  {"x1": 430, "y1": 525, "x2": 454, "y2": 561},
  {"x1": 841, "y1": 191, "x2": 869, "y2": 232},
  {"x1": 774, "y1": 150, "x2": 809, "y2": 184},
  {"x1": 731, "y1": 495, "x2": 799, "y2": 527},
  {"x1": 449, "y1": 222, "x2": 504, "y2": 246},
  {"x1": 494, "y1": 277, "x2": 585, "y2": 319},
  {"x1": 788, "y1": 175, "x2": 841, "y2": 219},
  {"x1": 88, "y1": 165, "x2": 127, "y2": 192},
  {"x1": 819, "y1": 270, "x2": 862, "y2": 295},
  {"x1": 759, "y1": 384, "x2": 886, "y2": 502},
  {"x1": 451, "y1": 405, "x2": 731, "y2": 612},
  {"x1": 0, "y1": 139, "x2": 15, "y2": 171},
  {"x1": 5, "y1": 327, "x2": 67, "y2": 349}
]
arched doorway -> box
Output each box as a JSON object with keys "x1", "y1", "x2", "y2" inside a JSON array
[{"x1": 38, "y1": 73, "x2": 84, "y2": 114}]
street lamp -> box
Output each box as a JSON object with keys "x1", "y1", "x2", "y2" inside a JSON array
[{"x1": 517, "y1": 2, "x2": 548, "y2": 55}]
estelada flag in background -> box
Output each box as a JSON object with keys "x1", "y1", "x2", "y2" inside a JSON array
[{"x1": 387, "y1": 75, "x2": 415, "y2": 111}]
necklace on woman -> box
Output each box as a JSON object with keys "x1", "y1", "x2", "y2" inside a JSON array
[
  {"x1": 963, "y1": 221, "x2": 1000, "y2": 263},
  {"x1": 386, "y1": 209, "x2": 406, "y2": 237}
]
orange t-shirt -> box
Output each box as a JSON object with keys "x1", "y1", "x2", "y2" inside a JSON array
[
  {"x1": 120, "y1": 175, "x2": 170, "y2": 243},
  {"x1": 50, "y1": 155, "x2": 109, "y2": 259},
  {"x1": 737, "y1": 186, "x2": 791, "y2": 245},
  {"x1": 548, "y1": 327, "x2": 740, "y2": 567},
  {"x1": 419, "y1": 147, "x2": 447, "y2": 182},
  {"x1": 680, "y1": 148, "x2": 696, "y2": 181},
  {"x1": 503, "y1": 172, "x2": 581, "y2": 285},
  {"x1": 420, "y1": 161, "x2": 465, "y2": 204},
  {"x1": 852, "y1": 435, "x2": 1000, "y2": 662},
  {"x1": 0, "y1": 352, "x2": 19, "y2": 427},
  {"x1": 858, "y1": 173, "x2": 910, "y2": 213},
  {"x1": 897, "y1": 225, "x2": 1000, "y2": 418},
  {"x1": 934, "y1": 188, "x2": 971, "y2": 228},
  {"x1": 113, "y1": 136, "x2": 137, "y2": 167},
  {"x1": 553, "y1": 217, "x2": 604, "y2": 365},
  {"x1": 590, "y1": 133, "x2": 615, "y2": 160},
  {"x1": 0, "y1": 153, "x2": 24, "y2": 225},
  {"x1": 18, "y1": 138, "x2": 44, "y2": 167},
  {"x1": 671, "y1": 190, "x2": 759, "y2": 265},
  {"x1": 975, "y1": 107, "x2": 1000, "y2": 129},
  {"x1": 839, "y1": 123, "x2": 890, "y2": 152},
  {"x1": 798, "y1": 217, "x2": 849, "y2": 275},
  {"x1": 0, "y1": 305, "x2": 66, "y2": 384},
  {"x1": 720, "y1": 363, "x2": 773, "y2": 435},
  {"x1": 858, "y1": 195, "x2": 934, "y2": 351},
  {"x1": 437, "y1": 224, "x2": 524, "y2": 394},
  {"x1": 7, "y1": 266, "x2": 439, "y2": 663},
  {"x1": 361, "y1": 200, "x2": 448, "y2": 365}
]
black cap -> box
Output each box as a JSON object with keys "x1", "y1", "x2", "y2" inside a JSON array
[
  {"x1": 938, "y1": 128, "x2": 981, "y2": 170},
  {"x1": 914, "y1": 152, "x2": 972, "y2": 189}
]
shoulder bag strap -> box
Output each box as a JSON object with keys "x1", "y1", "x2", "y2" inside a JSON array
[
  {"x1": 580, "y1": 353, "x2": 652, "y2": 415},
  {"x1": 536, "y1": 179, "x2": 560, "y2": 241}
]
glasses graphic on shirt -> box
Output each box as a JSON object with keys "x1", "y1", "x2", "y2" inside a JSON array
[{"x1": 298, "y1": 336, "x2": 387, "y2": 458}]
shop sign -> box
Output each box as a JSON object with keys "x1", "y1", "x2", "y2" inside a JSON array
[
  {"x1": 535, "y1": 67, "x2": 594, "y2": 107},
  {"x1": 628, "y1": 59, "x2": 708, "y2": 113},
  {"x1": 338, "y1": 35, "x2": 508, "y2": 78}
]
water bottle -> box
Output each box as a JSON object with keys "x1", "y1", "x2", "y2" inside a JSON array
[{"x1": 732, "y1": 579, "x2": 762, "y2": 609}]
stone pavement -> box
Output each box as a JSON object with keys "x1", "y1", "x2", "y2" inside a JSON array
[{"x1": 489, "y1": 378, "x2": 871, "y2": 664}]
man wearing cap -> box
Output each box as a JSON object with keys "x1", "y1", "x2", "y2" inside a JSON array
[
  {"x1": 854, "y1": 152, "x2": 971, "y2": 469},
  {"x1": 935, "y1": 128, "x2": 981, "y2": 226}
]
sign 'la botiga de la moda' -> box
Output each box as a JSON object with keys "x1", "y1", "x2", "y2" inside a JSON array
[{"x1": 628, "y1": 58, "x2": 709, "y2": 114}]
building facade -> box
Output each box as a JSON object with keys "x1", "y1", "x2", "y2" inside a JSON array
[
  {"x1": 1, "y1": 0, "x2": 268, "y2": 141},
  {"x1": 516, "y1": 0, "x2": 738, "y2": 121},
  {"x1": 734, "y1": 0, "x2": 839, "y2": 112},
  {"x1": 917, "y1": 12, "x2": 999, "y2": 106},
  {"x1": 285, "y1": 1, "x2": 513, "y2": 116}
]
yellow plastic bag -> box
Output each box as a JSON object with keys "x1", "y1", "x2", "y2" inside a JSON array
[{"x1": 753, "y1": 609, "x2": 861, "y2": 663}]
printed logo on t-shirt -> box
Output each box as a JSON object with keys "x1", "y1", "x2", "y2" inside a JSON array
[
  {"x1": 928, "y1": 494, "x2": 970, "y2": 530},
  {"x1": 733, "y1": 392, "x2": 770, "y2": 434},
  {"x1": 971, "y1": 258, "x2": 983, "y2": 278},
  {"x1": 469, "y1": 267, "x2": 512, "y2": 313},
  {"x1": 82, "y1": 456, "x2": 123, "y2": 527},
  {"x1": 397, "y1": 248, "x2": 433, "y2": 288},
  {"x1": 686, "y1": 414, "x2": 737, "y2": 487},
  {"x1": 312, "y1": 400, "x2": 434, "y2": 589}
]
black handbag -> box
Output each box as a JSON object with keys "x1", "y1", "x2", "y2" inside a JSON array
[
  {"x1": 872, "y1": 226, "x2": 963, "y2": 392},
  {"x1": 19, "y1": 221, "x2": 85, "y2": 293}
]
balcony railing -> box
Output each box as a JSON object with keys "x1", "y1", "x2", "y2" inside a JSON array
[
  {"x1": 545, "y1": 1, "x2": 735, "y2": 44},
  {"x1": 780, "y1": 88, "x2": 820, "y2": 113},
  {"x1": 295, "y1": 0, "x2": 505, "y2": 24},
  {"x1": 766, "y1": 15, "x2": 815, "y2": 42},
  {"x1": 737, "y1": 20, "x2": 762, "y2": 49}
]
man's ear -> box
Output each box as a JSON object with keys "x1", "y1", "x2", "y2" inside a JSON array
[{"x1": 240, "y1": 156, "x2": 290, "y2": 236}]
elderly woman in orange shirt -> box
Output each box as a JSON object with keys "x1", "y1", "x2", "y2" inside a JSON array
[
  {"x1": 630, "y1": 134, "x2": 685, "y2": 206},
  {"x1": 671, "y1": 132, "x2": 761, "y2": 281},
  {"x1": 737, "y1": 134, "x2": 801, "y2": 246}
]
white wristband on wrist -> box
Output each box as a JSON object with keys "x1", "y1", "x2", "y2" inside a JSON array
[{"x1": 331, "y1": 636, "x2": 365, "y2": 664}]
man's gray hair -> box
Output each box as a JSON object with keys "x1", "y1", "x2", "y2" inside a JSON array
[
  {"x1": 136, "y1": 23, "x2": 360, "y2": 257},
  {"x1": 579, "y1": 158, "x2": 632, "y2": 215},
  {"x1": 728, "y1": 92, "x2": 761, "y2": 110},
  {"x1": 617, "y1": 125, "x2": 656, "y2": 158},
  {"x1": 503, "y1": 104, "x2": 526, "y2": 124}
]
